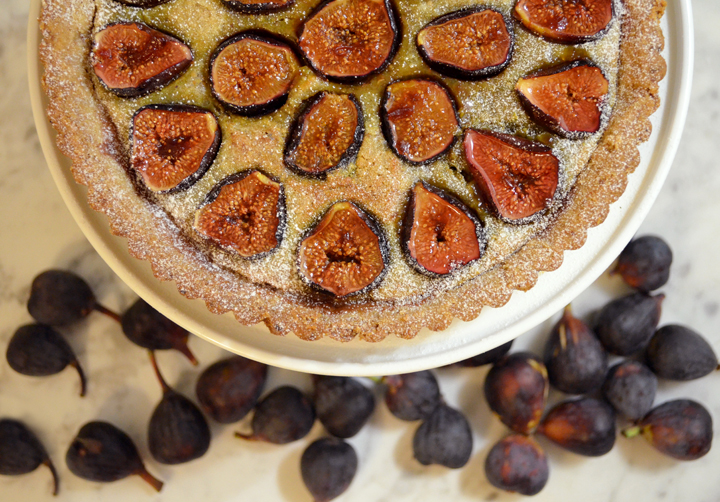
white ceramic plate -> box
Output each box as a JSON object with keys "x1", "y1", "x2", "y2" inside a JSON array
[{"x1": 28, "y1": 0, "x2": 693, "y2": 376}]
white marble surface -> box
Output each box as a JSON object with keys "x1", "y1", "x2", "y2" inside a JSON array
[{"x1": 2, "y1": 0, "x2": 720, "y2": 500}]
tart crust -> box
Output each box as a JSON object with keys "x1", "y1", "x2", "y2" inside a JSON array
[{"x1": 39, "y1": 0, "x2": 667, "y2": 342}]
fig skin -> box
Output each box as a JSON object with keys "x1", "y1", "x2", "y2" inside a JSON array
[
  {"x1": 453, "y1": 340, "x2": 513, "y2": 368},
  {"x1": 210, "y1": 31, "x2": 300, "y2": 116},
  {"x1": 130, "y1": 104, "x2": 221, "y2": 194},
  {"x1": 384, "y1": 371, "x2": 442, "y2": 421},
  {"x1": 298, "y1": 0, "x2": 401, "y2": 83},
  {"x1": 301, "y1": 438, "x2": 358, "y2": 502},
  {"x1": 221, "y1": 0, "x2": 294, "y2": 14},
  {"x1": 0, "y1": 419, "x2": 60, "y2": 496},
  {"x1": 602, "y1": 360, "x2": 657, "y2": 421},
  {"x1": 646, "y1": 325, "x2": 719, "y2": 381},
  {"x1": 595, "y1": 292, "x2": 664, "y2": 356},
  {"x1": 485, "y1": 434, "x2": 549, "y2": 496},
  {"x1": 91, "y1": 22, "x2": 193, "y2": 98},
  {"x1": 613, "y1": 235, "x2": 673, "y2": 292},
  {"x1": 516, "y1": 59, "x2": 610, "y2": 139},
  {"x1": 514, "y1": 0, "x2": 614, "y2": 45},
  {"x1": 537, "y1": 397, "x2": 616, "y2": 457},
  {"x1": 312, "y1": 376, "x2": 375, "y2": 438},
  {"x1": 484, "y1": 352, "x2": 549, "y2": 435},
  {"x1": 622, "y1": 400, "x2": 713, "y2": 461},
  {"x1": 236, "y1": 386, "x2": 316, "y2": 444},
  {"x1": 413, "y1": 404, "x2": 473, "y2": 469},
  {"x1": 416, "y1": 8, "x2": 514, "y2": 81},
  {"x1": 400, "y1": 182, "x2": 485, "y2": 277},
  {"x1": 284, "y1": 92, "x2": 364, "y2": 178}
]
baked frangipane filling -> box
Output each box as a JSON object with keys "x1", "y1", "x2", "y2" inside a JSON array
[{"x1": 40, "y1": 0, "x2": 666, "y2": 340}]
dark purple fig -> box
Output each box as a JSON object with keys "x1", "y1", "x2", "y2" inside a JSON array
[
  {"x1": 148, "y1": 353, "x2": 210, "y2": 464},
  {"x1": 298, "y1": 0, "x2": 401, "y2": 83},
  {"x1": 484, "y1": 352, "x2": 548, "y2": 434},
  {"x1": 622, "y1": 400, "x2": 713, "y2": 461},
  {"x1": 485, "y1": 434, "x2": 549, "y2": 496},
  {"x1": 612, "y1": 235, "x2": 673, "y2": 292},
  {"x1": 416, "y1": 8, "x2": 513, "y2": 80},
  {"x1": 413, "y1": 404, "x2": 473, "y2": 469},
  {"x1": 195, "y1": 356, "x2": 268, "y2": 424},
  {"x1": 91, "y1": 22, "x2": 192, "y2": 98},
  {"x1": 301, "y1": 437, "x2": 358, "y2": 502},
  {"x1": 602, "y1": 360, "x2": 657, "y2": 421},
  {"x1": 236, "y1": 386, "x2": 315, "y2": 444},
  {"x1": 66, "y1": 421, "x2": 163, "y2": 492},
  {"x1": 646, "y1": 325, "x2": 719, "y2": 381},
  {"x1": 221, "y1": 0, "x2": 294, "y2": 14},
  {"x1": 121, "y1": 298, "x2": 198, "y2": 365},
  {"x1": 514, "y1": 0, "x2": 614, "y2": 44},
  {"x1": 210, "y1": 32, "x2": 300, "y2": 116},
  {"x1": 537, "y1": 397, "x2": 616, "y2": 456},
  {"x1": 384, "y1": 371, "x2": 441, "y2": 421},
  {"x1": 312, "y1": 376, "x2": 375, "y2": 438},
  {"x1": 284, "y1": 92, "x2": 364, "y2": 177},
  {"x1": 595, "y1": 292, "x2": 664, "y2": 356},
  {"x1": 453, "y1": 340, "x2": 513, "y2": 368},
  {"x1": 543, "y1": 305, "x2": 607, "y2": 394},
  {"x1": 0, "y1": 419, "x2": 59, "y2": 496},
  {"x1": 27, "y1": 270, "x2": 120, "y2": 326},
  {"x1": 6, "y1": 324, "x2": 87, "y2": 397}
]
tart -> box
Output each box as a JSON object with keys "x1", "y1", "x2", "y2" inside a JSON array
[{"x1": 40, "y1": 0, "x2": 667, "y2": 342}]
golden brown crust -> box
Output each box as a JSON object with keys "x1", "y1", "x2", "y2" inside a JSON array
[{"x1": 40, "y1": 0, "x2": 666, "y2": 342}]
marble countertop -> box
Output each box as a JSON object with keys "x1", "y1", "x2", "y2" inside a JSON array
[{"x1": 2, "y1": 0, "x2": 719, "y2": 500}]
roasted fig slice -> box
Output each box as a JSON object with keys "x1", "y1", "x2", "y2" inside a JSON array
[
  {"x1": 195, "y1": 170, "x2": 285, "y2": 259},
  {"x1": 298, "y1": 0, "x2": 400, "y2": 83},
  {"x1": 210, "y1": 32, "x2": 300, "y2": 116},
  {"x1": 416, "y1": 8, "x2": 513, "y2": 80},
  {"x1": 401, "y1": 182, "x2": 484, "y2": 277},
  {"x1": 464, "y1": 129, "x2": 560, "y2": 223},
  {"x1": 298, "y1": 202, "x2": 387, "y2": 297},
  {"x1": 381, "y1": 79, "x2": 459, "y2": 164},
  {"x1": 221, "y1": 0, "x2": 294, "y2": 14},
  {"x1": 516, "y1": 60, "x2": 609, "y2": 139},
  {"x1": 284, "y1": 92, "x2": 364, "y2": 177},
  {"x1": 514, "y1": 0, "x2": 614, "y2": 44},
  {"x1": 91, "y1": 22, "x2": 192, "y2": 98},
  {"x1": 131, "y1": 105, "x2": 220, "y2": 193}
]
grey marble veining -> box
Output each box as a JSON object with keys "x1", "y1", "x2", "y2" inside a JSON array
[{"x1": 1, "y1": 0, "x2": 720, "y2": 500}]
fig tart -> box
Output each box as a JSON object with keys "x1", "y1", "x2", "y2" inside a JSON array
[{"x1": 40, "y1": 0, "x2": 667, "y2": 341}]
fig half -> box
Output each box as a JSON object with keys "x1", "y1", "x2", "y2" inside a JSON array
[
  {"x1": 516, "y1": 60, "x2": 609, "y2": 139},
  {"x1": 298, "y1": 202, "x2": 387, "y2": 297},
  {"x1": 401, "y1": 182, "x2": 485, "y2": 277},
  {"x1": 416, "y1": 8, "x2": 513, "y2": 80},
  {"x1": 131, "y1": 105, "x2": 220, "y2": 193},
  {"x1": 284, "y1": 92, "x2": 364, "y2": 177},
  {"x1": 210, "y1": 32, "x2": 300, "y2": 116},
  {"x1": 298, "y1": 0, "x2": 400, "y2": 83},
  {"x1": 194, "y1": 170, "x2": 285, "y2": 259},
  {"x1": 91, "y1": 22, "x2": 192, "y2": 98},
  {"x1": 514, "y1": 0, "x2": 614, "y2": 44},
  {"x1": 464, "y1": 130, "x2": 560, "y2": 223},
  {"x1": 381, "y1": 79, "x2": 459, "y2": 164},
  {"x1": 221, "y1": 0, "x2": 294, "y2": 14}
]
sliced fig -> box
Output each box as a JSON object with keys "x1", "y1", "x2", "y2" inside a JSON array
[
  {"x1": 416, "y1": 8, "x2": 513, "y2": 80},
  {"x1": 401, "y1": 182, "x2": 484, "y2": 277},
  {"x1": 514, "y1": 0, "x2": 614, "y2": 44},
  {"x1": 194, "y1": 170, "x2": 285, "y2": 258},
  {"x1": 298, "y1": 0, "x2": 400, "y2": 83},
  {"x1": 91, "y1": 22, "x2": 192, "y2": 98},
  {"x1": 210, "y1": 32, "x2": 300, "y2": 116},
  {"x1": 284, "y1": 92, "x2": 364, "y2": 177},
  {"x1": 381, "y1": 79, "x2": 459, "y2": 164},
  {"x1": 112, "y1": 0, "x2": 170, "y2": 7},
  {"x1": 516, "y1": 60, "x2": 609, "y2": 139},
  {"x1": 221, "y1": 0, "x2": 294, "y2": 14},
  {"x1": 298, "y1": 202, "x2": 387, "y2": 297},
  {"x1": 463, "y1": 130, "x2": 560, "y2": 223},
  {"x1": 131, "y1": 105, "x2": 220, "y2": 193}
]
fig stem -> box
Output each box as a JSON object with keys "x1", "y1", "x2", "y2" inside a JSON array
[
  {"x1": 70, "y1": 360, "x2": 87, "y2": 397},
  {"x1": 43, "y1": 458, "x2": 60, "y2": 496},
  {"x1": 563, "y1": 304, "x2": 573, "y2": 317},
  {"x1": 94, "y1": 304, "x2": 122, "y2": 324},
  {"x1": 176, "y1": 342, "x2": 199, "y2": 366},
  {"x1": 366, "y1": 376, "x2": 384, "y2": 384},
  {"x1": 621, "y1": 426, "x2": 642, "y2": 439},
  {"x1": 149, "y1": 351, "x2": 171, "y2": 394},
  {"x1": 136, "y1": 467, "x2": 164, "y2": 492},
  {"x1": 234, "y1": 431, "x2": 257, "y2": 441}
]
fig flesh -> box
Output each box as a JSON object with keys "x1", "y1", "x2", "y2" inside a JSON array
[
  {"x1": 195, "y1": 170, "x2": 285, "y2": 259},
  {"x1": 285, "y1": 92, "x2": 364, "y2": 177},
  {"x1": 485, "y1": 434, "x2": 549, "y2": 496},
  {"x1": 131, "y1": 105, "x2": 220, "y2": 193},
  {"x1": 221, "y1": 0, "x2": 294, "y2": 14},
  {"x1": 464, "y1": 129, "x2": 559, "y2": 222},
  {"x1": 381, "y1": 79, "x2": 459, "y2": 164},
  {"x1": 210, "y1": 32, "x2": 299, "y2": 116},
  {"x1": 537, "y1": 397, "x2": 616, "y2": 457},
  {"x1": 298, "y1": 202, "x2": 387, "y2": 297},
  {"x1": 516, "y1": 60, "x2": 609, "y2": 139},
  {"x1": 0, "y1": 419, "x2": 59, "y2": 496},
  {"x1": 401, "y1": 182, "x2": 484, "y2": 276},
  {"x1": 298, "y1": 0, "x2": 400, "y2": 83},
  {"x1": 92, "y1": 22, "x2": 192, "y2": 98},
  {"x1": 514, "y1": 0, "x2": 614, "y2": 44},
  {"x1": 416, "y1": 8, "x2": 513, "y2": 80}
]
